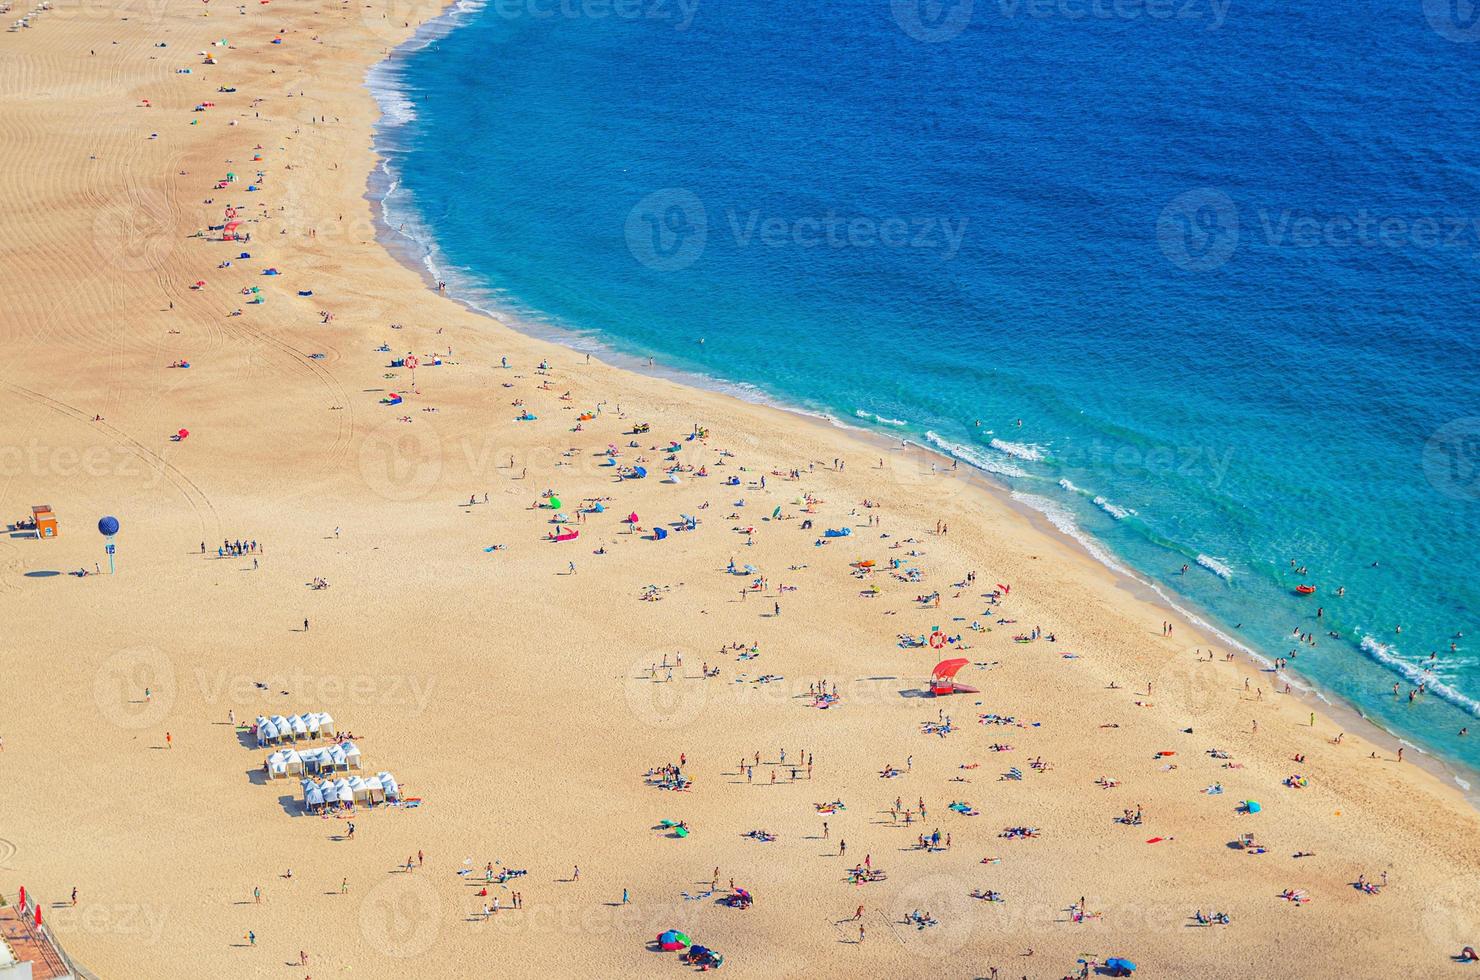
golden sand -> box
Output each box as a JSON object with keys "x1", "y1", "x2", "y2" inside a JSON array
[{"x1": 0, "y1": 2, "x2": 1477, "y2": 977}]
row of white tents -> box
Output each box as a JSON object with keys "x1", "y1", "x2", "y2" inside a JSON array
[
  {"x1": 265, "y1": 742, "x2": 362, "y2": 778},
  {"x1": 301, "y1": 772, "x2": 401, "y2": 809},
  {"x1": 255, "y1": 712, "x2": 336, "y2": 746}
]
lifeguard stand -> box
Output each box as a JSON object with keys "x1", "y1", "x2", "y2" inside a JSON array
[{"x1": 31, "y1": 505, "x2": 58, "y2": 539}]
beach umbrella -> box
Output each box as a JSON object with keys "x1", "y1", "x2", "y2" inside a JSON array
[
  {"x1": 1105, "y1": 958, "x2": 1137, "y2": 975},
  {"x1": 98, "y1": 515, "x2": 120, "y2": 536},
  {"x1": 1245, "y1": 800, "x2": 1262, "y2": 813},
  {"x1": 177, "y1": 428, "x2": 190, "y2": 439},
  {"x1": 548, "y1": 496, "x2": 561, "y2": 510},
  {"x1": 657, "y1": 930, "x2": 690, "y2": 951}
]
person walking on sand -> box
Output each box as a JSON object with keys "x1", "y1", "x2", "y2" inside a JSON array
[
  {"x1": 304, "y1": 619, "x2": 309, "y2": 631},
  {"x1": 572, "y1": 865, "x2": 580, "y2": 881},
  {"x1": 854, "y1": 904, "x2": 864, "y2": 920},
  {"x1": 71, "y1": 887, "x2": 76, "y2": 906},
  {"x1": 340, "y1": 877, "x2": 348, "y2": 894},
  {"x1": 622, "y1": 888, "x2": 629, "y2": 904},
  {"x1": 858, "y1": 923, "x2": 865, "y2": 943},
  {"x1": 254, "y1": 885, "x2": 261, "y2": 904},
  {"x1": 165, "y1": 731, "x2": 172, "y2": 749}
]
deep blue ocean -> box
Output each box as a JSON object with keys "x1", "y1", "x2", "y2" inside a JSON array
[{"x1": 369, "y1": 0, "x2": 1480, "y2": 778}]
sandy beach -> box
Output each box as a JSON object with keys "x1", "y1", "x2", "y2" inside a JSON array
[{"x1": 1, "y1": 2, "x2": 1478, "y2": 977}]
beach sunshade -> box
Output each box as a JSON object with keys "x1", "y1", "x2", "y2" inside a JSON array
[
  {"x1": 657, "y1": 930, "x2": 690, "y2": 951},
  {"x1": 1245, "y1": 800, "x2": 1261, "y2": 813}
]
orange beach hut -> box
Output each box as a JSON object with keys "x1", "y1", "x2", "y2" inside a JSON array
[{"x1": 31, "y1": 505, "x2": 58, "y2": 539}]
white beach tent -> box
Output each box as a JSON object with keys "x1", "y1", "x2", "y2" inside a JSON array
[
  {"x1": 340, "y1": 742, "x2": 362, "y2": 770},
  {"x1": 378, "y1": 771, "x2": 400, "y2": 800}
]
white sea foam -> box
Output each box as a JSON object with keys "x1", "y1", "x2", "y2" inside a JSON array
[
  {"x1": 1196, "y1": 554, "x2": 1234, "y2": 580},
  {"x1": 1092, "y1": 495, "x2": 1135, "y2": 520},
  {"x1": 989, "y1": 438, "x2": 1045, "y2": 461},
  {"x1": 1010, "y1": 492, "x2": 1131, "y2": 574},
  {"x1": 925, "y1": 432, "x2": 1029, "y2": 479},
  {"x1": 366, "y1": 62, "x2": 417, "y2": 128},
  {"x1": 1057, "y1": 478, "x2": 1083, "y2": 494},
  {"x1": 1360, "y1": 636, "x2": 1480, "y2": 717},
  {"x1": 854, "y1": 409, "x2": 907, "y2": 427}
]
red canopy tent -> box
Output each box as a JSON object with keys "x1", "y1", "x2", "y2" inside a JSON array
[{"x1": 930, "y1": 657, "x2": 977, "y2": 697}]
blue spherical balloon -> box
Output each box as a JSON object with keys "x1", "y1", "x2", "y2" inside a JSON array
[{"x1": 98, "y1": 515, "x2": 120, "y2": 536}]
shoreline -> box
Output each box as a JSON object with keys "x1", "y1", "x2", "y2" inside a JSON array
[
  {"x1": 363, "y1": 2, "x2": 1480, "y2": 807},
  {"x1": 4, "y1": 2, "x2": 1480, "y2": 976}
]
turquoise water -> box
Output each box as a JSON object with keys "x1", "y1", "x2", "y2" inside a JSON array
[{"x1": 370, "y1": 0, "x2": 1480, "y2": 776}]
